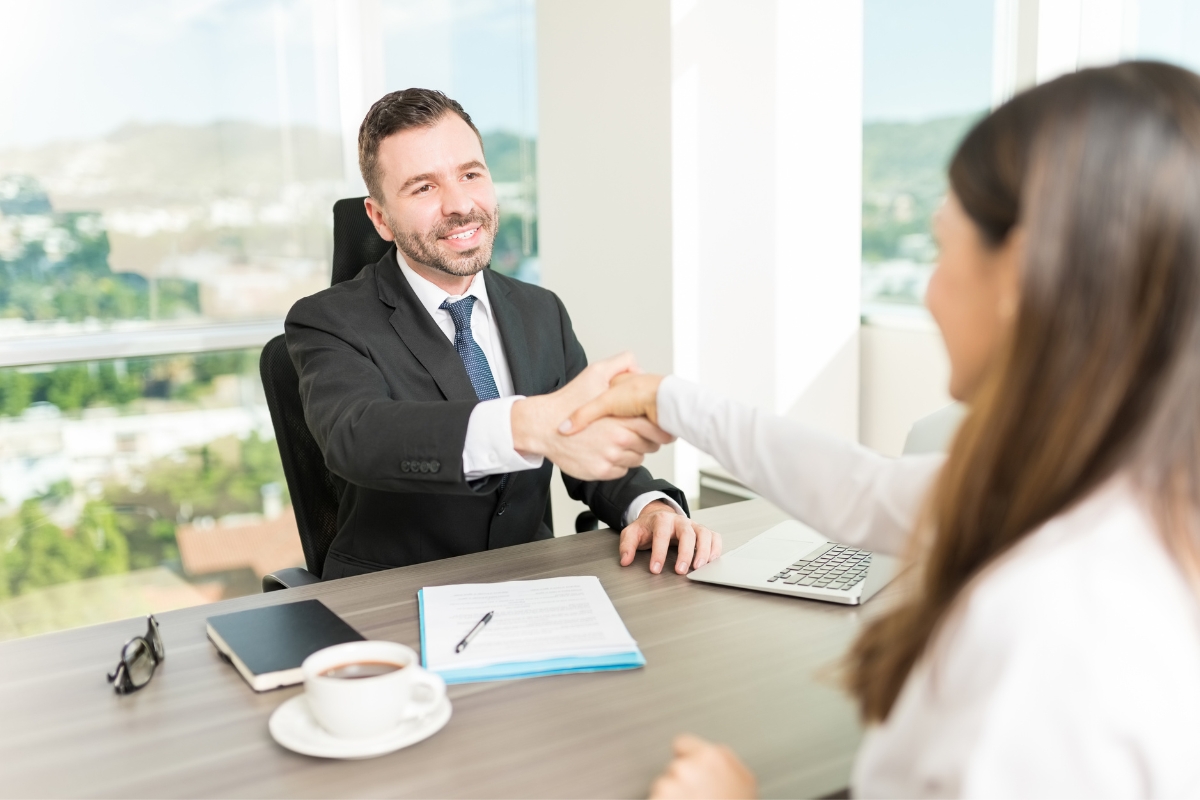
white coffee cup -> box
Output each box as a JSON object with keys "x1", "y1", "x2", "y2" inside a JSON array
[{"x1": 301, "y1": 641, "x2": 445, "y2": 739}]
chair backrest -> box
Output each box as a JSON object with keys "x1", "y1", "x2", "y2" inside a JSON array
[
  {"x1": 260, "y1": 334, "x2": 339, "y2": 577},
  {"x1": 902, "y1": 403, "x2": 967, "y2": 456},
  {"x1": 261, "y1": 198, "x2": 389, "y2": 577},
  {"x1": 332, "y1": 197, "x2": 392, "y2": 286}
]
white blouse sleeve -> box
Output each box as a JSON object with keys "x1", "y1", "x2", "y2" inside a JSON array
[{"x1": 656, "y1": 375, "x2": 944, "y2": 555}]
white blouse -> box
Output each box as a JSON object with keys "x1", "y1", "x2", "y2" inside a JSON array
[{"x1": 657, "y1": 376, "x2": 1200, "y2": 798}]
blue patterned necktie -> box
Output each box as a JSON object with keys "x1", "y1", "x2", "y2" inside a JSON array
[
  {"x1": 440, "y1": 295, "x2": 500, "y2": 401},
  {"x1": 441, "y1": 295, "x2": 506, "y2": 491}
]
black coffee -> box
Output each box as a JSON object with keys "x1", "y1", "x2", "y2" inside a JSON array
[{"x1": 319, "y1": 661, "x2": 404, "y2": 679}]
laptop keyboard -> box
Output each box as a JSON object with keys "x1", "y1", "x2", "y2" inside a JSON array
[{"x1": 766, "y1": 543, "x2": 871, "y2": 591}]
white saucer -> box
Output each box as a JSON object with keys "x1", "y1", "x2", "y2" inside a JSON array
[{"x1": 269, "y1": 694, "x2": 452, "y2": 759}]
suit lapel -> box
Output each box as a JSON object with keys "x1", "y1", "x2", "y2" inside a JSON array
[
  {"x1": 485, "y1": 270, "x2": 537, "y2": 397},
  {"x1": 375, "y1": 250, "x2": 478, "y2": 402}
]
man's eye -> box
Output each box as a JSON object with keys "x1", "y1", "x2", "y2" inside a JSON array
[
  {"x1": 463, "y1": 172, "x2": 479, "y2": 180},
  {"x1": 415, "y1": 184, "x2": 433, "y2": 194}
]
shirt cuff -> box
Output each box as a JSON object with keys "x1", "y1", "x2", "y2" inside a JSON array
[
  {"x1": 462, "y1": 396, "x2": 544, "y2": 480},
  {"x1": 622, "y1": 491, "x2": 686, "y2": 528}
]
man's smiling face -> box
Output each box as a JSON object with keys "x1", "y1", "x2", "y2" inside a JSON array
[{"x1": 370, "y1": 112, "x2": 499, "y2": 280}]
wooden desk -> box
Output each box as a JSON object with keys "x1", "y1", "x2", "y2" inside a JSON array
[{"x1": 0, "y1": 499, "x2": 872, "y2": 799}]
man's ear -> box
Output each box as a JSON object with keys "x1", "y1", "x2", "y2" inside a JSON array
[{"x1": 363, "y1": 196, "x2": 396, "y2": 242}]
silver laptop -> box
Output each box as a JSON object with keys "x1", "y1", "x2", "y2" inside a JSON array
[{"x1": 687, "y1": 519, "x2": 898, "y2": 605}]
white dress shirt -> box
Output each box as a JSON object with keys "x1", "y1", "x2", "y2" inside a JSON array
[
  {"x1": 657, "y1": 375, "x2": 1200, "y2": 798},
  {"x1": 396, "y1": 260, "x2": 679, "y2": 526}
]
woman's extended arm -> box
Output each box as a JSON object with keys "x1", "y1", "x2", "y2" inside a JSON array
[{"x1": 568, "y1": 374, "x2": 944, "y2": 556}]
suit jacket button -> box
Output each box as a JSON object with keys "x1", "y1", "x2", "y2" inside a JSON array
[
  {"x1": 420, "y1": 461, "x2": 430, "y2": 473},
  {"x1": 430, "y1": 460, "x2": 440, "y2": 473},
  {"x1": 497, "y1": 502, "x2": 508, "y2": 516},
  {"x1": 401, "y1": 461, "x2": 410, "y2": 473}
]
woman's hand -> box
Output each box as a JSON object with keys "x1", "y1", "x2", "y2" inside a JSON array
[
  {"x1": 559, "y1": 373, "x2": 666, "y2": 434},
  {"x1": 649, "y1": 734, "x2": 757, "y2": 800},
  {"x1": 512, "y1": 353, "x2": 672, "y2": 481}
]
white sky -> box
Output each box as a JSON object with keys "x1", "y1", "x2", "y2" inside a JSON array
[
  {"x1": 864, "y1": 0, "x2": 994, "y2": 121},
  {"x1": 864, "y1": 0, "x2": 1200, "y2": 122},
  {"x1": 1, "y1": 0, "x2": 1197, "y2": 147},
  {"x1": 0, "y1": 0, "x2": 536, "y2": 149}
]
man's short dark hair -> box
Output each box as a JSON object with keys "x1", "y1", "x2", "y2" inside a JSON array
[{"x1": 358, "y1": 88, "x2": 483, "y2": 201}]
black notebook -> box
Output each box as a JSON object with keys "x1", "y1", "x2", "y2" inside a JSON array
[{"x1": 206, "y1": 599, "x2": 364, "y2": 692}]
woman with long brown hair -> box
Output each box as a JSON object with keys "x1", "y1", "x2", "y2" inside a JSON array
[{"x1": 565, "y1": 62, "x2": 1200, "y2": 796}]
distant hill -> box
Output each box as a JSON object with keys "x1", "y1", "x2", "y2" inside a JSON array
[
  {"x1": 0, "y1": 122, "x2": 343, "y2": 211},
  {"x1": 0, "y1": 122, "x2": 539, "y2": 320},
  {"x1": 0, "y1": 122, "x2": 533, "y2": 212},
  {"x1": 481, "y1": 131, "x2": 536, "y2": 185},
  {"x1": 862, "y1": 112, "x2": 983, "y2": 262},
  {"x1": 863, "y1": 114, "x2": 980, "y2": 199}
]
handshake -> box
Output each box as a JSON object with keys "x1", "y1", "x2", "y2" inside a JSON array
[
  {"x1": 510, "y1": 353, "x2": 668, "y2": 482},
  {"x1": 512, "y1": 353, "x2": 720, "y2": 577}
]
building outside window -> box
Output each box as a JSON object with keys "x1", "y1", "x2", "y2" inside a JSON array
[{"x1": 0, "y1": 0, "x2": 537, "y2": 641}]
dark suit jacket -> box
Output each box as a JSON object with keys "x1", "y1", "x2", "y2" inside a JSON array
[{"x1": 285, "y1": 248, "x2": 687, "y2": 579}]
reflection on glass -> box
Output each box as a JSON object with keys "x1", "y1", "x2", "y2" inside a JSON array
[
  {"x1": 382, "y1": 0, "x2": 539, "y2": 283},
  {"x1": 0, "y1": 1, "x2": 343, "y2": 334},
  {"x1": 861, "y1": 0, "x2": 994, "y2": 311},
  {"x1": 862, "y1": 115, "x2": 980, "y2": 307},
  {"x1": 0, "y1": 0, "x2": 539, "y2": 341},
  {"x1": 0, "y1": 349, "x2": 298, "y2": 641}
]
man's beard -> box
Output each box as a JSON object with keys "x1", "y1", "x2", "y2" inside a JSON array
[{"x1": 387, "y1": 207, "x2": 499, "y2": 278}]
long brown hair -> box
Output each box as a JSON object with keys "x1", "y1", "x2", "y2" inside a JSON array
[{"x1": 847, "y1": 62, "x2": 1200, "y2": 723}]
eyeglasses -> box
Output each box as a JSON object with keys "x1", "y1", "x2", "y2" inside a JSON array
[{"x1": 107, "y1": 615, "x2": 165, "y2": 694}]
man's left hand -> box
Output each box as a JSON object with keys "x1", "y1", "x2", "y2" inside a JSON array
[{"x1": 619, "y1": 501, "x2": 722, "y2": 574}]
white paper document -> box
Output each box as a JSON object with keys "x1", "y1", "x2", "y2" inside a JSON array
[{"x1": 420, "y1": 576, "x2": 640, "y2": 673}]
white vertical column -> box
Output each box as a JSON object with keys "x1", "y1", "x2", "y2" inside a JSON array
[
  {"x1": 1036, "y1": 0, "x2": 1084, "y2": 82},
  {"x1": 537, "y1": 0, "x2": 674, "y2": 376},
  {"x1": 673, "y1": 1, "x2": 862, "y2": 437},
  {"x1": 539, "y1": 0, "x2": 863, "y2": 523},
  {"x1": 773, "y1": 0, "x2": 862, "y2": 434},
  {"x1": 671, "y1": 49, "x2": 701, "y2": 498},
  {"x1": 538, "y1": 0, "x2": 676, "y2": 531},
  {"x1": 677, "y1": 0, "x2": 777, "y2": 428},
  {"x1": 311, "y1": 0, "x2": 341, "y2": 135},
  {"x1": 1077, "y1": 0, "x2": 1136, "y2": 68},
  {"x1": 336, "y1": 0, "x2": 385, "y2": 193},
  {"x1": 994, "y1": 0, "x2": 1138, "y2": 105},
  {"x1": 993, "y1": 0, "x2": 1042, "y2": 104}
]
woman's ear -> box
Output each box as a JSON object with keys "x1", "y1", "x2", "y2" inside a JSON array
[{"x1": 995, "y1": 226, "x2": 1024, "y2": 323}]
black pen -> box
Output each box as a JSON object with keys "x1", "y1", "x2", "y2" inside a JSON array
[{"x1": 455, "y1": 610, "x2": 494, "y2": 653}]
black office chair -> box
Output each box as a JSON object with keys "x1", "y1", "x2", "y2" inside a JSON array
[
  {"x1": 330, "y1": 197, "x2": 393, "y2": 286},
  {"x1": 261, "y1": 198, "x2": 597, "y2": 592},
  {"x1": 259, "y1": 335, "x2": 336, "y2": 590},
  {"x1": 261, "y1": 198, "x2": 389, "y2": 590}
]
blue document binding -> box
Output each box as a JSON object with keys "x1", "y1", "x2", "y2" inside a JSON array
[{"x1": 417, "y1": 588, "x2": 646, "y2": 685}]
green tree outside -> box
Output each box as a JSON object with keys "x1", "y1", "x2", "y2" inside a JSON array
[
  {"x1": 861, "y1": 113, "x2": 981, "y2": 263},
  {"x1": 2, "y1": 499, "x2": 130, "y2": 597}
]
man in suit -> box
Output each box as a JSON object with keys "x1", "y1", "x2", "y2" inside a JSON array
[{"x1": 286, "y1": 88, "x2": 720, "y2": 579}]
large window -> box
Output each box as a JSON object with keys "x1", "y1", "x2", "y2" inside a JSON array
[
  {"x1": 0, "y1": 1, "x2": 537, "y2": 337},
  {"x1": 0, "y1": 2, "x2": 343, "y2": 332},
  {"x1": 0, "y1": 349, "x2": 292, "y2": 640},
  {"x1": 861, "y1": 0, "x2": 1200, "y2": 316},
  {"x1": 861, "y1": 0, "x2": 995, "y2": 315},
  {"x1": 0, "y1": 0, "x2": 537, "y2": 640}
]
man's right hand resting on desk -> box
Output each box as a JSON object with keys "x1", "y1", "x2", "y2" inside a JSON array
[{"x1": 511, "y1": 353, "x2": 673, "y2": 482}]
